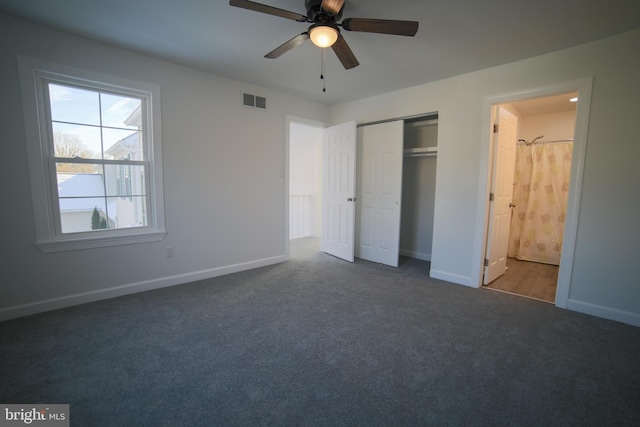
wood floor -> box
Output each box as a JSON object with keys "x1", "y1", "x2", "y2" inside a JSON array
[{"x1": 484, "y1": 257, "x2": 558, "y2": 303}]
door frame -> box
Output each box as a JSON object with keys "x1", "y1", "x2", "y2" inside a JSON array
[
  {"x1": 475, "y1": 77, "x2": 593, "y2": 308},
  {"x1": 285, "y1": 115, "x2": 326, "y2": 259}
]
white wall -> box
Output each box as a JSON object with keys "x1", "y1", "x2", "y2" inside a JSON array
[
  {"x1": 331, "y1": 29, "x2": 640, "y2": 326},
  {"x1": 518, "y1": 110, "x2": 577, "y2": 142},
  {"x1": 0, "y1": 13, "x2": 329, "y2": 319}
]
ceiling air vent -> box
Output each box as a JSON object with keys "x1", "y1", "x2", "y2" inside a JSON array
[{"x1": 242, "y1": 92, "x2": 266, "y2": 110}]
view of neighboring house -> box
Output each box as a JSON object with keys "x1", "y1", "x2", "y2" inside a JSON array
[
  {"x1": 57, "y1": 173, "x2": 111, "y2": 232},
  {"x1": 104, "y1": 129, "x2": 147, "y2": 229},
  {"x1": 57, "y1": 106, "x2": 146, "y2": 233}
]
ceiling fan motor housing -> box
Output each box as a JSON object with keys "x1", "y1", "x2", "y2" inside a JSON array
[{"x1": 305, "y1": 0, "x2": 343, "y2": 21}]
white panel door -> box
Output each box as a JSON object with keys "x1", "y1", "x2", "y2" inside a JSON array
[
  {"x1": 484, "y1": 107, "x2": 518, "y2": 284},
  {"x1": 321, "y1": 121, "x2": 357, "y2": 262},
  {"x1": 356, "y1": 121, "x2": 404, "y2": 267}
]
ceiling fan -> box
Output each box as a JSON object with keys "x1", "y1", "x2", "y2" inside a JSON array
[{"x1": 229, "y1": 0, "x2": 419, "y2": 69}]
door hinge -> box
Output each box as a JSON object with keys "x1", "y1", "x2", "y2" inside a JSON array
[
  {"x1": 484, "y1": 258, "x2": 489, "y2": 267},
  {"x1": 489, "y1": 192, "x2": 494, "y2": 201},
  {"x1": 493, "y1": 124, "x2": 499, "y2": 133}
]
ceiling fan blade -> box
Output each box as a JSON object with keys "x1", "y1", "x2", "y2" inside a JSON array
[
  {"x1": 265, "y1": 33, "x2": 310, "y2": 59},
  {"x1": 229, "y1": 0, "x2": 307, "y2": 22},
  {"x1": 341, "y1": 18, "x2": 419, "y2": 36},
  {"x1": 331, "y1": 34, "x2": 359, "y2": 69},
  {"x1": 321, "y1": 0, "x2": 345, "y2": 15}
]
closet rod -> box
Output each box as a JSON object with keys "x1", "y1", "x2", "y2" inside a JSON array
[
  {"x1": 404, "y1": 152, "x2": 437, "y2": 158},
  {"x1": 357, "y1": 112, "x2": 438, "y2": 128}
]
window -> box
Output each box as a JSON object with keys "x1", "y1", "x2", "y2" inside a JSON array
[{"x1": 18, "y1": 57, "x2": 166, "y2": 252}]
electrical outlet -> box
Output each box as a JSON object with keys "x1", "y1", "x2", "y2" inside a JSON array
[{"x1": 166, "y1": 246, "x2": 174, "y2": 257}]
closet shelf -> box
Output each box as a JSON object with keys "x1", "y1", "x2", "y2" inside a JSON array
[{"x1": 403, "y1": 147, "x2": 437, "y2": 157}]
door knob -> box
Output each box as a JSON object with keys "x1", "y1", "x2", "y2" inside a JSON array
[{"x1": 509, "y1": 203, "x2": 516, "y2": 208}]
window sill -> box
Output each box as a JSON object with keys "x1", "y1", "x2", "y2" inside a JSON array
[{"x1": 36, "y1": 229, "x2": 167, "y2": 253}]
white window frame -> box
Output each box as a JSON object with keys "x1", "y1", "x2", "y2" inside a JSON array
[{"x1": 18, "y1": 56, "x2": 166, "y2": 252}]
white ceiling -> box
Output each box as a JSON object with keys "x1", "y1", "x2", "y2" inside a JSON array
[
  {"x1": 1, "y1": 0, "x2": 639, "y2": 105},
  {"x1": 510, "y1": 92, "x2": 578, "y2": 117}
]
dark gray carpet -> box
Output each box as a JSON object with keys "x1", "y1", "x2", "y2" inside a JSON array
[{"x1": 1, "y1": 237, "x2": 639, "y2": 426}]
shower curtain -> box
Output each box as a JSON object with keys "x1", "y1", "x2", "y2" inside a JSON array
[{"x1": 508, "y1": 142, "x2": 572, "y2": 265}]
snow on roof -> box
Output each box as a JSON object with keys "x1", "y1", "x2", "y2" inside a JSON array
[
  {"x1": 105, "y1": 131, "x2": 140, "y2": 157},
  {"x1": 57, "y1": 173, "x2": 105, "y2": 213}
]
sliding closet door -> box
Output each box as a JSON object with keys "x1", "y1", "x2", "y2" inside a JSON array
[{"x1": 356, "y1": 121, "x2": 404, "y2": 267}]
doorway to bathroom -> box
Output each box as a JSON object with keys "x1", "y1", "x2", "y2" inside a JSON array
[{"x1": 483, "y1": 92, "x2": 578, "y2": 303}]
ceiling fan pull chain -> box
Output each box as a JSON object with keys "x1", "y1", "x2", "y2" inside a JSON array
[{"x1": 321, "y1": 48, "x2": 327, "y2": 92}]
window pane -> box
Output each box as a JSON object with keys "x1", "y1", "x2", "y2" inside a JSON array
[
  {"x1": 103, "y1": 128, "x2": 142, "y2": 160},
  {"x1": 49, "y1": 83, "x2": 100, "y2": 126},
  {"x1": 107, "y1": 196, "x2": 148, "y2": 228},
  {"x1": 101, "y1": 93, "x2": 141, "y2": 130},
  {"x1": 56, "y1": 164, "x2": 105, "y2": 198},
  {"x1": 59, "y1": 197, "x2": 107, "y2": 233},
  {"x1": 53, "y1": 122, "x2": 102, "y2": 159},
  {"x1": 104, "y1": 164, "x2": 146, "y2": 197}
]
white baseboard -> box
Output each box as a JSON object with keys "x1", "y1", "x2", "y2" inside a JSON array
[
  {"x1": 399, "y1": 249, "x2": 431, "y2": 261},
  {"x1": 567, "y1": 299, "x2": 640, "y2": 328},
  {"x1": 0, "y1": 254, "x2": 288, "y2": 322},
  {"x1": 429, "y1": 269, "x2": 475, "y2": 288}
]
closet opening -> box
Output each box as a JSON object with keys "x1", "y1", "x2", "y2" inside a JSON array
[
  {"x1": 355, "y1": 113, "x2": 438, "y2": 268},
  {"x1": 399, "y1": 115, "x2": 438, "y2": 264}
]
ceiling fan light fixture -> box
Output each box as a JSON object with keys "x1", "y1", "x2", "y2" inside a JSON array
[{"x1": 309, "y1": 25, "x2": 339, "y2": 48}]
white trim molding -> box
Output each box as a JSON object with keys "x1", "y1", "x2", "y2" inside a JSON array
[
  {"x1": 567, "y1": 300, "x2": 640, "y2": 328},
  {"x1": 430, "y1": 269, "x2": 474, "y2": 287},
  {"x1": 0, "y1": 255, "x2": 288, "y2": 322}
]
